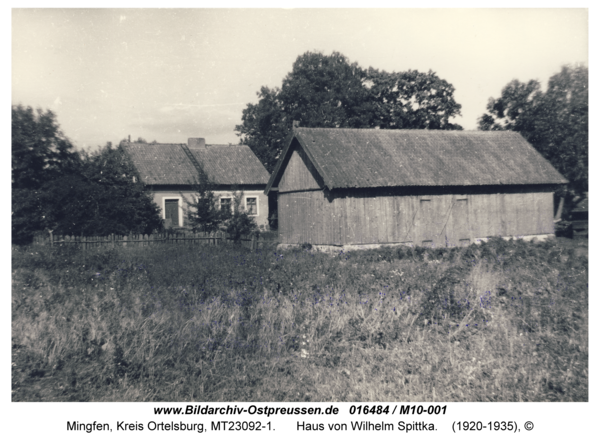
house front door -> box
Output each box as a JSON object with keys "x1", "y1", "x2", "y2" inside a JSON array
[{"x1": 165, "y1": 199, "x2": 179, "y2": 227}]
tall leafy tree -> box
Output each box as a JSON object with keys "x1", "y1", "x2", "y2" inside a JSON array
[
  {"x1": 366, "y1": 68, "x2": 463, "y2": 130},
  {"x1": 478, "y1": 65, "x2": 588, "y2": 193},
  {"x1": 12, "y1": 105, "x2": 81, "y2": 190},
  {"x1": 237, "y1": 86, "x2": 289, "y2": 175},
  {"x1": 278, "y1": 51, "x2": 375, "y2": 129},
  {"x1": 35, "y1": 144, "x2": 163, "y2": 237},
  {"x1": 12, "y1": 105, "x2": 164, "y2": 243},
  {"x1": 12, "y1": 105, "x2": 81, "y2": 244},
  {"x1": 236, "y1": 51, "x2": 463, "y2": 173}
]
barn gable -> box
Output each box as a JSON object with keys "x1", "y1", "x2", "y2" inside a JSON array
[{"x1": 277, "y1": 139, "x2": 324, "y2": 193}]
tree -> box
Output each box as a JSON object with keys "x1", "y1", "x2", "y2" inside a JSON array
[
  {"x1": 366, "y1": 68, "x2": 463, "y2": 130},
  {"x1": 12, "y1": 105, "x2": 164, "y2": 244},
  {"x1": 40, "y1": 144, "x2": 163, "y2": 237},
  {"x1": 236, "y1": 51, "x2": 463, "y2": 173},
  {"x1": 12, "y1": 105, "x2": 82, "y2": 244},
  {"x1": 478, "y1": 65, "x2": 588, "y2": 193},
  {"x1": 278, "y1": 51, "x2": 375, "y2": 129},
  {"x1": 185, "y1": 173, "x2": 258, "y2": 242},
  {"x1": 12, "y1": 187, "x2": 47, "y2": 245},
  {"x1": 184, "y1": 170, "x2": 225, "y2": 233},
  {"x1": 12, "y1": 105, "x2": 81, "y2": 190},
  {"x1": 236, "y1": 86, "x2": 289, "y2": 174}
]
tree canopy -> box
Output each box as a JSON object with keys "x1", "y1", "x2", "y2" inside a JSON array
[
  {"x1": 478, "y1": 65, "x2": 588, "y2": 193},
  {"x1": 236, "y1": 51, "x2": 463, "y2": 172},
  {"x1": 12, "y1": 105, "x2": 163, "y2": 244},
  {"x1": 43, "y1": 144, "x2": 163, "y2": 237},
  {"x1": 12, "y1": 105, "x2": 80, "y2": 190}
]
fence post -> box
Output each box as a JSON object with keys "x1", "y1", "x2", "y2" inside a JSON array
[{"x1": 49, "y1": 231, "x2": 54, "y2": 248}]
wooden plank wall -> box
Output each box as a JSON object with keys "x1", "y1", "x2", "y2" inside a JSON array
[
  {"x1": 279, "y1": 190, "x2": 555, "y2": 247},
  {"x1": 278, "y1": 148, "x2": 321, "y2": 192}
]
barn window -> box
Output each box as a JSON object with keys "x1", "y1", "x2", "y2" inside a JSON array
[
  {"x1": 220, "y1": 198, "x2": 232, "y2": 214},
  {"x1": 246, "y1": 197, "x2": 258, "y2": 216}
]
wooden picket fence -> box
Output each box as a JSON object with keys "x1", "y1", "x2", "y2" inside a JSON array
[{"x1": 33, "y1": 231, "x2": 269, "y2": 251}]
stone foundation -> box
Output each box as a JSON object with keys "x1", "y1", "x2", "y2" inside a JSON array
[{"x1": 277, "y1": 234, "x2": 555, "y2": 253}]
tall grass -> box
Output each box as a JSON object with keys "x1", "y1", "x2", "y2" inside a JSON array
[{"x1": 12, "y1": 237, "x2": 588, "y2": 401}]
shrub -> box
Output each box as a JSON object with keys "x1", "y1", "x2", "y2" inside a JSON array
[{"x1": 223, "y1": 191, "x2": 258, "y2": 243}]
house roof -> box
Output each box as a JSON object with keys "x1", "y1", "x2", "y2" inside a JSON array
[
  {"x1": 123, "y1": 142, "x2": 270, "y2": 186},
  {"x1": 266, "y1": 128, "x2": 568, "y2": 193}
]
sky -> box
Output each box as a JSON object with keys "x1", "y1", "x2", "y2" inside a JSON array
[{"x1": 11, "y1": 8, "x2": 588, "y2": 150}]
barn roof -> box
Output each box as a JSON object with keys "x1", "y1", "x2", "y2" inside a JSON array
[
  {"x1": 266, "y1": 128, "x2": 568, "y2": 193},
  {"x1": 123, "y1": 142, "x2": 270, "y2": 186}
]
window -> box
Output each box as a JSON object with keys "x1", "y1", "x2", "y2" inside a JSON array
[
  {"x1": 220, "y1": 198, "x2": 232, "y2": 214},
  {"x1": 246, "y1": 197, "x2": 258, "y2": 216}
]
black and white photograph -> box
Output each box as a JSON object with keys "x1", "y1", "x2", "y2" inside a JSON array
[{"x1": 9, "y1": 5, "x2": 592, "y2": 440}]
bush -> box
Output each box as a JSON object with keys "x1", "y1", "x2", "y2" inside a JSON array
[{"x1": 223, "y1": 191, "x2": 258, "y2": 243}]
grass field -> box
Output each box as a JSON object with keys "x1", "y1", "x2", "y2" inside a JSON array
[{"x1": 12, "y1": 236, "x2": 588, "y2": 402}]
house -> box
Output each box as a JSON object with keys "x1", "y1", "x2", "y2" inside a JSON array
[
  {"x1": 123, "y1": 138, "x2": 271, "y2": 229},
  {"x1": 264, "y1": 127, "x2": 568, "y2": 250}
]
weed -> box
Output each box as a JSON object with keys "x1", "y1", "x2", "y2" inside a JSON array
[{"x1": 11, "y1": 237, "x2": 588, "y2": 401}]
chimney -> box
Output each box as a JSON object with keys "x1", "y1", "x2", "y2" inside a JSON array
[
  {"x1": 293, "y1": 120, "x2": 300, "y2": 129},
  {"x1": 188, "y1": 138, "x2": 206, "y2": 149}
]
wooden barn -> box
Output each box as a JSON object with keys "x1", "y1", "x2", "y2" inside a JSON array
[
  {"x1": 264, "y1": 127, "x2": 568, "y2": 249},
  {"x1": 124, "y1": 138, "x2": 271, "y2": 229}
]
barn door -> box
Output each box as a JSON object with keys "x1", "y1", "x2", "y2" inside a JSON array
[
  {"x1": 452, "y1": 196, "x2": 470, "y2": 246},
  {"x1": 165, "y1": 199, "x2": 179, "y2": 227},
  {"x1": 419, "y1": 198, "x2": 433, "y2": 246}
]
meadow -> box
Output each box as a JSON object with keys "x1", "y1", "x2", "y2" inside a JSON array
[{"x1": 12, "y1": 236, "x2": 588, "y2": 402}]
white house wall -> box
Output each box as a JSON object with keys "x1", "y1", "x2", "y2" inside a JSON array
[{"x1": 152, "y1": 189, "x2": 269, "y2": 229}]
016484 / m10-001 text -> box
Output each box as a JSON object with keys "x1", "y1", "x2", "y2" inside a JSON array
[{"x1": 349, "y1": 405, "x2": 447, "y2": 415}]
